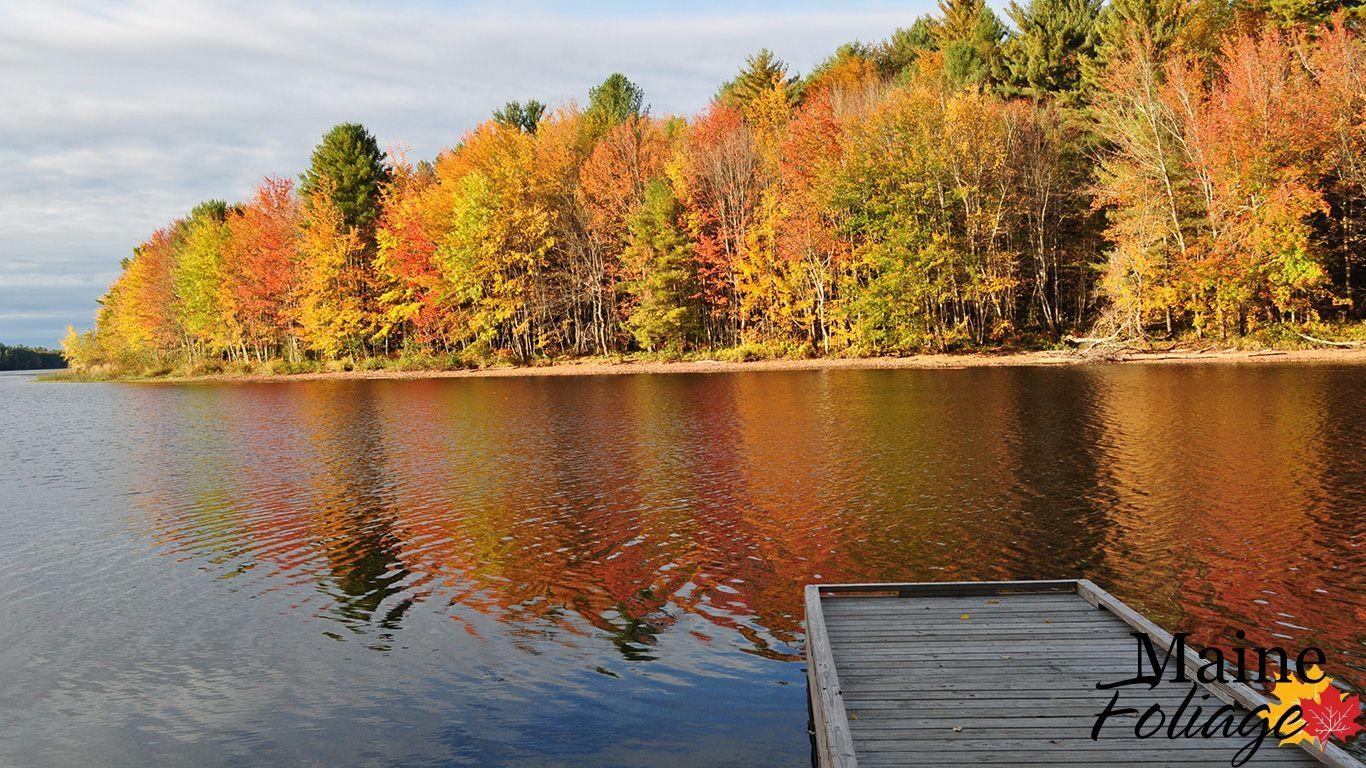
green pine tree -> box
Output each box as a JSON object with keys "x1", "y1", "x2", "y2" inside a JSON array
[
  {"x1": 1241, "y1": 0, "x2": 1359, "y2": 28},
  {"x1": 718, "y1": 49, "x2": 799, "y2": 108},
  {"x1": 1001, "y1": 0, "x2": 1102, "y2": 102},
  {"x1": 587, "y1": 73, "x2": 646, "y2": 127},
  {"x1": 621, "y1": 180, "x2": 701, "y2": 352},
  {"x1": 300, "y1": 123, "x2": 390, "y2": 355},
  {"x1": 933, "y1": 0, "x2": 1008, "y2": 88},
  {"x1": 300, "y1": 123, "x2": 389, "y2": 236},
  {"x1": 1082, "y1": 0, "x2": 1194, "y2": 91},
  {"x1": 492, "y1": 100, "x2": 546, "y2": 133}
]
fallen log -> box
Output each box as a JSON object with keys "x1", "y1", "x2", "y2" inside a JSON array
[
  {"x1": 1062, "y1": 334, "x2": 1119, "y2": 345},
  {"x1": 1293, "y1": 331, "x2": 1365, "y2": 348}
]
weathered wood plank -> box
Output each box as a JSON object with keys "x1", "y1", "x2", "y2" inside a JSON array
[
  {"x1": 848, "y1": 733, "x2": 1283, "y2": 746},
  {"x1": 815, "y1": 579, "x2": 1080, "y2": 597},
  {"x1": 828, "y1": 635, "x2": 1127, "y2": 646},
  {"x1": 863, "y1": 754, "x2": 1311, "y2": 759},
  {"x1": 833, "y1": 640, "x2": 1131, "y2": 651},
  {"x1": 844, "y1": 699, "x2": 1188, "y2": 710},
  {"x1": 826, "y1": 613, "x2": 1124, "y2": 625},
  {"x1": 830, "y1": 645, "x2": 1141, "y2": 658},
  {"x1": 822, "y1": 596, "x2": 1089, "y2": 613},
  {"x1": 806, "y1": 584, "x2": 859, "y2": 768},
  {"x1": 854, "y1": 748, "x2": 1317, "y2": 765},
  {"x1": 828, "y1": 617, "x2": 1132, "y2": 629},
  {"x1": 844, "y1": 715, "x2": 1158, "y2": 730},
  {"x1": 856, "y1": 756, "x2": 1312, "y2": 768}
]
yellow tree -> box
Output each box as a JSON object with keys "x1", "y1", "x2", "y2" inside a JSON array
[
  {"x1": 433, "y1": 122, "x2": 556, "y2": 360},
  {"x1": 375, "y1": 158, "x2": 451, "y2": 348},
  {"x1": 172, "y1": 201, "x2": 234, "y2": 360},
  {"x1": 579, "y1": 115, "x2": 671, "y2": 350},
  {"x1": 534, "y1": 108, "x2": 601, "y2": 355},
  {"x1": 297, "y1": 186, "x2": 367, "y2": 359},
  {"x1": 1090, "y1": 29, "x2": 1199, "y2": 337}
]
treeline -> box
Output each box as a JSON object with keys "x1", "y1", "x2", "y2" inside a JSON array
[
  {"x1": 65, "y1": 0, "x2": 1366, "y2": 375},
  {"x1": 0, "y1": 344, "x2": 66, "y2": 371}
]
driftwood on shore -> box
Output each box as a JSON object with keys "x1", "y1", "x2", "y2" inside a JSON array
[
  {"x1": 1064, "y1": 329, "x2": 1365, "y2": 362},
  {"x1": 1294, "y1": 331, "x2": 1365, "y2": 348},
  {"x1": 1062, "y1": 333, "x2": 1142, "y2": 361}
]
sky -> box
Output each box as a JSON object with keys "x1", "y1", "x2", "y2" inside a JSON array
[{"x1": 0, "y1": 0, "x2": 946, "y2": 348}]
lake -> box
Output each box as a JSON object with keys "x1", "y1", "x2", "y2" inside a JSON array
[{"x1": 1, "y1": 364, "x2": 1363, "y2": 766}]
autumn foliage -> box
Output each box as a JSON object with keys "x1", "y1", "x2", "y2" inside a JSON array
[{"x1": 65, "y1": 5, "x2": 1366, "y2": 375}]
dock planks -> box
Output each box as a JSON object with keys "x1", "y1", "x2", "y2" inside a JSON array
[{"x1": 804, "y1": 580, "x2": 1360, "y2": 768}]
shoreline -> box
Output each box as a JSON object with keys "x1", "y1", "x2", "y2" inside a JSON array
[{"x1": 57, "y1": 347, "x2": 1366, "y2": 384}]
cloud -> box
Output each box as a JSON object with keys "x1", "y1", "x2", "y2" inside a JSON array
[{"x1": 0, "y1": 0, "x2": 929, "y2": 346}]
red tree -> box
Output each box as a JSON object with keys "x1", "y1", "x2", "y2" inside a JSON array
[
  {"x1": 677, "y1": 104, "x2": 762, "y2": 344},
  {"x1": 224, "y1": 176, "x2": 303, "y2": 357}
]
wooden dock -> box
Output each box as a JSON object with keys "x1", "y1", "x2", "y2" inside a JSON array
[{"x1": 805, "y1": 579, "x2": 1360, "y2": 768}]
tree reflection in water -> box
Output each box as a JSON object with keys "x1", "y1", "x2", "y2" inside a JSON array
[{"x1": 138, "y1": 367, "x2": 1366, "y2": 686}]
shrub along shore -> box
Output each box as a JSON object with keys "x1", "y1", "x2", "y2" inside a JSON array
[{"x1": 62, "y1": 0, "x2": 1366, "y2": 380}]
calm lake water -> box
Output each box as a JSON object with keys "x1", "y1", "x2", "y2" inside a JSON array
[{"x1": 1, "y1": 364, "x2": 1363, "y2": 766}]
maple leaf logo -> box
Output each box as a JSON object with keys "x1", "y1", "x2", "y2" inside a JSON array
[
  {"x1": 1300, "y1": 689, "x2": 1364, "y2": 749},
  {"x1": 1258, "y1": 666, "x2": 1332, "y2": 746},
  {"x1": 1259, "y1": 665, "x2": 1365, "y2": 750}
]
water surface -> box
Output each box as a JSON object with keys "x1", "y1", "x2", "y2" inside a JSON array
[{"x1": 1, "y1": 364, "x2": 1363, "y2": 766}]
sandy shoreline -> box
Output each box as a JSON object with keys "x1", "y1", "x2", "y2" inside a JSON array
[{"x1": 92, "y1": 347, "x2": 1366, "y2": 384}]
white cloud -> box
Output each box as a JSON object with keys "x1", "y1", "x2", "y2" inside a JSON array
[{"x1": 0, "y1": 0, "x2": 930, "y2": 345}]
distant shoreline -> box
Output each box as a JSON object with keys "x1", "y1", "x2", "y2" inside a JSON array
[{"x1": 46, "y1": 347, "x2": 1366, "y2": 384}]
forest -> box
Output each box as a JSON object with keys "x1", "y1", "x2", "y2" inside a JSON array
[
  {"x1": 0, "y1": 344, "x2": 66, "y2": 371},
  {"x1": 62, "y1": 0, "x2": 1366, "y2": 376}
]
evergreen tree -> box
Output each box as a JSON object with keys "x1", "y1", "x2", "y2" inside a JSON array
[
  {"x1": 933, "y1": 0, "x2": 1008, "y2": 88},
  {"x1": 1002, "y1": 0, "x2": 1102, "y2": 101},
  {"x1": 621, "y1": 180, "x2": 700, "y2": 352},
  {"x1": 1082, "y1": 0, "x2": 1193, "y2": 91},
  {"x1": 587, "y1": 73, "x2": 646, "y2": 127},
  {"x1": 719, "y1": 49, "x2": 799, "y2": 108},
  {"x1": 300, "y1": 123, "x2": 389, "y2": 236},
  {"x1": 300, "y1": 123, "x2": 389, "y2": 356},
  {"x1": 0, "y1": 343, "x2": 66, "y2": 370},
  {"x1": 1241, "y1": 0, "x2": 1360, "y2": 28},
  {"x1": 493, "y1": 100, "x2": 546, "y2": 133}
]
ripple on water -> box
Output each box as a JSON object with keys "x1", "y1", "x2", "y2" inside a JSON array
[{"x1": 1, "y1": 366, "x2": 1363, "y2": 766}]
